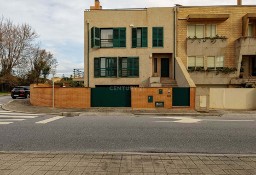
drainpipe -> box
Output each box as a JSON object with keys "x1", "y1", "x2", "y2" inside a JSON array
[
  {"x1": 87, "y1": 21, "x2": 90, "y2": 87},
  {"x1": 173, "y1": 7, "x2": 177, "y2": 80}
]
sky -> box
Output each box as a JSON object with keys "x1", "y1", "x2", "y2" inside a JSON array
[{"x1": 0, "y1": 0, "x2": 255, "y2": 77}]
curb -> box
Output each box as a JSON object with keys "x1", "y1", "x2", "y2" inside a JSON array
[
  {"x1": 0, "y1": 151, "x2": 256, "y2": 157},
  {"x1": 133, "y1": 113, "x2": 222, "y2": 117}
]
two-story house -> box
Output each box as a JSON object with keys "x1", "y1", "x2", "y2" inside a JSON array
[{"x1": 84, "y1": 0, "x2": 179, "y2": 107}]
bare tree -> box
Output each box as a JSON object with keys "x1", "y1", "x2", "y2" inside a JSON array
[{"x1": 0, "y1": 18, "x2": 37, "y2": 77}]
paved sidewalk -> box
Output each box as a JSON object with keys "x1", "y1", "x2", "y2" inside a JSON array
[{"x1": 0, "y1": 152, "x2": 256, "y2": 175}]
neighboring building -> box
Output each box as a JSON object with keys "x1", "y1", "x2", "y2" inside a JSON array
[
  {"x1": 176, "y1": 3, "x2": 256, "y2": 110},
  {"x1": 84, "y1": 1, "x2": 176, "y2": 88}
]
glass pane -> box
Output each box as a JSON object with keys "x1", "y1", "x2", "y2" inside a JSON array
[
  {"x1": 100, "y1": 58, "x2": 106, "y2": 76},
  {"x1": 137, "y1": 28, "x2": 142, "y2": 47},
  {"x1": 206, "y1": 24, "x2": 216, "y2": 37},
  {"x1": 188, "y1": 25, "x2": 195, "y2": 38},
  {"x1": 196, "y1": 25, "x2": 204, "y2": 38},
  {"x1": 248, "y1": 24, "x2": 253, "y2": 37},
  {"x1": 196, "y1": 57, "x2": 204, "y2": 67},
  {"x1": 188, "y1": 56, "x2": 196, "y2": 68},
  {"x1": 101, "y1": 29, "x2": 113, "y2": 47},
  {"x1": 216, "y1": 56, "x2": 224, "y2": 68},
  {"x1": 207, "y1": 56, "x2": 215, "y2": 68}
]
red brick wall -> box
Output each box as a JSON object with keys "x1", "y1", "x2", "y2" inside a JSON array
[{"x1": 30, "y1": 85, "x2": 91, "y2": 109}]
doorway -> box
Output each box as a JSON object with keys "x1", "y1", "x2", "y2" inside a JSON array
[{"x1": 161, "y1": 58, "x2": 169, "y2": 77}]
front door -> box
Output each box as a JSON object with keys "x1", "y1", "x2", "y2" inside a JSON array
[
  {"x1": 252, "y1": 57, "x2": 256, "y2": 76},
  {"x1": 161, "y1": 58, "x2": 169, "y2": 77}
]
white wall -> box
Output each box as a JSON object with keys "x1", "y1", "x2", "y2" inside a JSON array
[{"x1": 210, "y1": 88, "x2": 256, "y2": 110}]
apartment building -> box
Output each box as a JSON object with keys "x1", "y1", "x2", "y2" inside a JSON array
[{"x1": 176, "y1": 2, "x2": 256, "y2": 110}]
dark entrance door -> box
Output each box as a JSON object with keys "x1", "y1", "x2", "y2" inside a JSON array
[
  {"x1": 161, "y1": 58, "x2": 169, "y2": 77},
  {"x1": 252, "y1": 57, "x2": 256, "y2": 76}
]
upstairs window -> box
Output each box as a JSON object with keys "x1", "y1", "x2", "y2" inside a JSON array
[
  {"x1": 188, "y1": 24, "x2": 217, "y2": 38},
  {"x1": 94, "y1": 57, "x2": 117, "y2": 77},
  {"x1": 119, "y1": 57, "x2": 139, "y2": 77},
  {"x1": 207, "y1": 56, "x2": 224, "y2": 70},
  {"x1": 188, "y1": 56, "x2": 204, "y2": 70},
  {"x1": 248, "y1": 23, "x2": 254, "y2": 37},
  {"x1": 132, "y1": 27, "x2": 148, "y2": 48},
  {"x1": 152, "y1": 27, "x2": 164, "y2": 47},
  {"x1": 91, "y1": 27, "x2": 126, "y2": 48}
]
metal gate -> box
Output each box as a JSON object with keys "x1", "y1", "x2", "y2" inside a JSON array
[
  {"x1": 91, "y1": 86, "x2": 131, "y2": 107},
  {"x1": 172, "y1": 87, "x2": 190, "y2": 107}
]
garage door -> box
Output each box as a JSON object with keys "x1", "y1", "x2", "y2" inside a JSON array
[{"x1": 91, "y1": 86, "x2": 131, "y2": 107}]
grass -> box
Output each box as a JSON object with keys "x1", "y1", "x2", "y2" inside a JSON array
[{"x1": 0, "y1": 92, "x2": 10, "y2": 96}]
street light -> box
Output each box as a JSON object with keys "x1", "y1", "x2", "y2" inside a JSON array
[{"x1": 51, "y1": 68, "x2": 56, "y2": 108}]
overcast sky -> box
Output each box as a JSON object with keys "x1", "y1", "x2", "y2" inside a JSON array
[{"x1": 0, "y1": 0, "x2": 255, "y2": 77}]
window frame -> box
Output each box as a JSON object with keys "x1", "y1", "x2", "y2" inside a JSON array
[
  {"x1": 187, "y1": 24, "x2": 217, "y2": 38},
  {"x1": 119, "y1": 57, "x2": 139, "y2": 77},
  {"x1": 152, "y1": 27, "x2": 164, "y2": 47},
  {"x1": 94, "y1": 57, "x2": 117, "y2": 78},
  {"x1": 187, "y1": 56, "x2": 204, "y2": 70},
  {"x1": 207, "y1": 56, "x2": 224, "y2": 70},
  {"x1": 132, "y1": 27, "x2": 148, "y2": 48}
]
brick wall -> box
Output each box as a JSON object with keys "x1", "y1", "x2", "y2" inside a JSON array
[
  {"x1": 131, "y1": 87, "x2": 172, "y2": 109},
  {"x1": 30, "y1": 85, "x2": 91, "y2": 109},
  {"x1": 177, "y1": 6, "x2": 256, "y2": 68}
]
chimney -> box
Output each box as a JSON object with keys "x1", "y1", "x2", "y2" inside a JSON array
[
  {"x1": 237, "y1": 0, "x2": 242, "y2": 5},
  {"x1": 90, "y1": 0, "x2": 102, "y2": 10}
]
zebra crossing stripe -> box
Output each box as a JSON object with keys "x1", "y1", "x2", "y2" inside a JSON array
[
  {"x1": 0, "y1": 119, "x2": 25, "y2": 121},
  {"x1": 0, "y1": 116, "x2": 37, "y2": 119},
  {"x1": 0, "y1": 122, "x2": 13, "y2": 125},
  {"x1": 36, "y1": 116, "x2": 64, "y2": 124}
]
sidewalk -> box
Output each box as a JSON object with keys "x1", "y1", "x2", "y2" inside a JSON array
[
  {"x1": 0, "y1": 152, "x2": 255, "y2": 175},
  {"x1": 1, "y1": 99, "x2": 222, "y2": 117}
]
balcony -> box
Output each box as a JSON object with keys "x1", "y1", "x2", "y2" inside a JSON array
[
  {"x1": 236, "y1": 37, "x2": 256, "y2": 55},
  {"x1": 187, "y1": 37, "x2": 227, "y2": 56}
]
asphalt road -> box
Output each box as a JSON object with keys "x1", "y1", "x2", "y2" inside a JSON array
[{"x1": 0, "y1": 96, "x2": 256, "y2": 154}]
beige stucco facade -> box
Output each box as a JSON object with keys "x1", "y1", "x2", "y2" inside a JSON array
[
  {"x1": 177, "y1": 6, "x2": 256, "y2": 86},
  {"x1": 84, "y1": 8, "x2": 175, "y2": 88}
]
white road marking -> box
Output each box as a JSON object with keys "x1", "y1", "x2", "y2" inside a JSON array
[
  {"x1": 0, "y1": 115, "x2": 37, "y2": 119},
  {"x1": 153, "y1": 117, "x2": 255, "y2": 124},
  {"x1": 36, "y1": 116, "x2": 64, "y2": 124},
  {"x1": 0, "y1": 122, "x2": 13, "y2": 125},
  {"x1": 0, "y1": 119, "x2": 25, "y2": 121},
  {"x1": 0, "y1": 112, "x2": 37, "y2": 116}
]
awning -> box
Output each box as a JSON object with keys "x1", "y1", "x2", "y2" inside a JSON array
[{"x1": 187, "y1": 14, "x2": 230, "y2": 22}]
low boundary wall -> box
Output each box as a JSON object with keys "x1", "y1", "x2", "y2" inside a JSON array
[{"x1": 30, "y1": 85, "x2": 91, "y2": 109}]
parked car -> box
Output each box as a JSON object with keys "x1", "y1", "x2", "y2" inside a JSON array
[{"x1": 11, "y1": 86, "x2": 30, "y2": 99}]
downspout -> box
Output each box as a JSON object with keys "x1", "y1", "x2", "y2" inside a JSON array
[
  {"x1": 87, "y1": 21, "x2": 90, "y2": 87},
  {"x1": 173, "y1": 7, "x2": 177, "y2": 79}
]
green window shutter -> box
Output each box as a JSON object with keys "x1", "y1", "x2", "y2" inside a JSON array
[
  {"x1": 94, "y1": 58, "x2": 100, "y2": 77},
  {"x1": 142, "y1": 27, "x2": 148, "y2": 47},
  {"x1": 152, "y1": 27, "x2": 158, "y2": 47},
  {"x1": 127, "y1": 57, "x2": 139, "y2": 77},
  {"x1": 91, "y1": 27, "x2": 100, "y2": 48},
  {"x1": 119, "y1": 28, "x2": 126, "y2": 47},
  {"x1": 113, "y1": 28, "x2": 120, "y2": 47},
  {"x1": 158, "y1": 27, "x2": 163, "y2": 47},
  {"x1": 132, "y1": 28, "x2": 137, "y2": 48},
  {"x1": 113, "y1": 28, "x2": 126, "y2": 48}
]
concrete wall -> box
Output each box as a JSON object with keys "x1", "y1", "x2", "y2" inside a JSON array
[
  {"x1": 84, "y1": 8, "x2": 174, "y2": 87},
  {"x1": 175, "y1": 57, "x2": 196, "y2": 87},
  {"x1": 209, "y1": 88, "x2": 256, "y2": 110},
  {"x1": 30, "y1": 85, "x2": 91, "y2": 109}
]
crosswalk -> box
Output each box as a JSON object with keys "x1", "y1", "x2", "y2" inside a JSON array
[
  {"x1": 0, "y1": 111, "x2": 65, "y2": 126},
  {"x1": 0, "y1": 110, "x2": 39, "y2": 125}
]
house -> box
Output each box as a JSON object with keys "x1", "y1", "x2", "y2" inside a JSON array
[{"x1": 176, "y1": 1, "x2": 256, "y2": 110}]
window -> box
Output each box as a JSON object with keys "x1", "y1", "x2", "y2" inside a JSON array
[
  {"x1": 94, "y1": 57, "x2": 117, "y2": 77},
  {"x1": 119, "y1": 57, "x2": 139, "y2": 77},
  {"x1": 188, "y1": 56, "x2": 204, "y2": 70},
  {"x1": 188, "y1": 24, "x2": 217, "y2": 38},
  {"x1": 91, "y1": 27, "x2": 126, "y2": 48},
  {"x1": 152, "y1": 27, "x2": 163, "y2": 47},
  {"x1": 154, "y1": 58, "x2": 157, "y2": 73},
  {"x1": 207, "y1": 56, "x2": 224, "y2": 70},
  {"x1": 248, "y1": 23, "x2": 253, "y2": 37},
  {"x1": 132, "y1": 27, "x2": 148, "y2": 48}
]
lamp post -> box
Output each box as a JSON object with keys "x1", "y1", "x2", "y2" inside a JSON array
[{"x1": 51, "y1": 68, "x2": 56, "y2": 108}]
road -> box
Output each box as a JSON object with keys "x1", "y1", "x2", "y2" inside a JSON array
[{"x1": 0, "y1": 96, "x2": 256, "y2": 154}]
